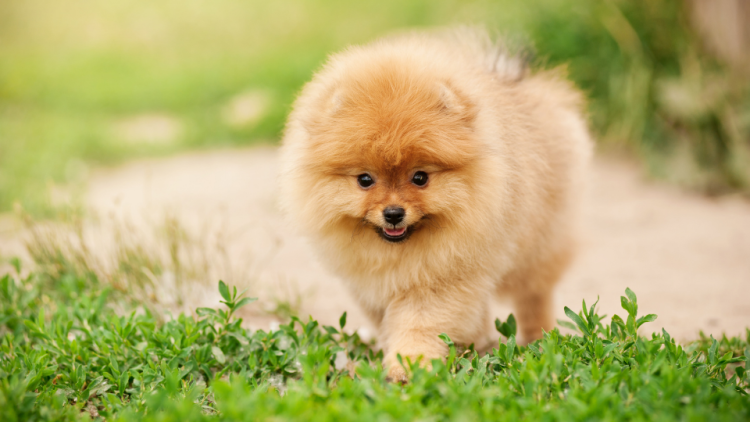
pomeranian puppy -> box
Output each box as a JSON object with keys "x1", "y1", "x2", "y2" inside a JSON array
[{"x1": 279, "y1": 29, "x2": 592, "y2": 382}]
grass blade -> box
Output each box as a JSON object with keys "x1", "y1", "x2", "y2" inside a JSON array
[
  {"x1": 564, "y1": 306, "x2": 591, "y2": 337},
  {"x1": 218, "y1": 280, "x2": 231, "y2": 302}
]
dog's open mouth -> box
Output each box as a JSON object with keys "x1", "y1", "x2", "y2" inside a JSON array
[
  {"x1": 379, "y1": 226, "x2": 410, "y2": 243},
  {"x1": 384, "y1": 227, "x2": 406, "y2": 237}
]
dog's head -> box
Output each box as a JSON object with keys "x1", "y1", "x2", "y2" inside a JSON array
[{"x1": 284, "y1": 57, "x2": 483, "y2": 245}]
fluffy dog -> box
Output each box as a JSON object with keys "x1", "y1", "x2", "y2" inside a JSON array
[{"x1": 279, "y1": 29, "x2": 592, "y2": 382}]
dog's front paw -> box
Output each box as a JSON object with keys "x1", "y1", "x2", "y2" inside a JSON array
[
  {"x1": 385, "y1": 364, "x2": 409, "y2": 384},
  {"x1": 384, "y1": 354, "x2": 410, "y2": 383},
  {"x1": 384, "y1": 354, "x2": 436, "y2": 383}
]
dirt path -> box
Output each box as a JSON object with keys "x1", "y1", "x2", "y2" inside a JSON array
[{"x1": 3, "y1": 147, "x2": 749, "y2": 341}]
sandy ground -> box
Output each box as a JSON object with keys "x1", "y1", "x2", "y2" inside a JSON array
[{"x1": 2, "y1": 147, "x2": 749, "y2": 341}]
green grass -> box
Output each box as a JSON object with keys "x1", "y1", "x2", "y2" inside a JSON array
[
  {"x1": 1, "y1": 262, "x2": 748, "y2": 421},
  {"x1": 2, "y1": 0, "x2": 749, "y2": 214}
]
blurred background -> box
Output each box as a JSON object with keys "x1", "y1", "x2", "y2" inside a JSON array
[
  {"x1": 1, "y1": 0, "x2": 749, "y2": 339},
  {"x1": 2, "y1": 0, "x2": 750, "y2": 215}
]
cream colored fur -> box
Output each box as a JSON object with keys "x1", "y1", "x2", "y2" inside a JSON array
[{"x1": 279, "y1": 29, "x2": 593, "y2": 382}]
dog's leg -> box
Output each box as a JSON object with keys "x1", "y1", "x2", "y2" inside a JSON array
[
  {"x1": 503, "y1": 248, "x2": 572, "y2": 344},
  {"x1": 361, "y1": 305, "x2": 385, "y2": 328},
  {"x1": 511, "y1": 288, "x2": 554, "y2": 344},
  {"x1": 381, "y1": 282, "x2": 490, "y2": 382}
]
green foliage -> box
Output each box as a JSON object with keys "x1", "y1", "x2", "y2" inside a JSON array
[
  {"x1": 512, "y1": 0, "x2": 750, "y2": 193},
  {"x1": 1, "y1": 268, "x2": 749, "y2": 421},
  {"x1": 494, "y1": 313, "x2": 517, "y2": 339}
]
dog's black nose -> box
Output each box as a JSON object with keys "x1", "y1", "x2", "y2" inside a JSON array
[{"x1": 383, "y1": 206, "x2": 405, "y2": 225}]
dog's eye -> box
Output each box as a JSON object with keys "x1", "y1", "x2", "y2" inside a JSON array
[
  {"x1": 357, "y1": 173, "x2": 374, "y2": 188},
  {"x1": 412, "y1": 171, "x2": 428, "y2": 186}
]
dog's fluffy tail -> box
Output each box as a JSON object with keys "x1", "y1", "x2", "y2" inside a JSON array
[{"x1": 441, "y1": 26, "x2": 533, "y2": 82}]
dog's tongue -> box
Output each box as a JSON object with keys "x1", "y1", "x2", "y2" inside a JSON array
[{"x1": 384, "y1": 227, "x2": 406, "y2": 237}]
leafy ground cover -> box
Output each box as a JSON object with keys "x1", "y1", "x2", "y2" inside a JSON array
[{"x1": 1, "y1": 263, "x2": 748, "y2": 421}]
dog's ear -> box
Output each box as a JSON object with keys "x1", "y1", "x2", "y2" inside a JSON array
[
  {"x1": 301, "y1": 87, "x2": 345, "y2": 134},
  {"x1": 325, "y1": 89, "x2": 344, "y2": 115},
  {"x1": 438, "y1": 82, "x2": 463, "y2": 112},
  {"x1": 437, "y1": 82, "x2": 476, "y2": 125}
]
